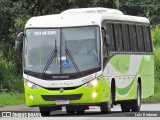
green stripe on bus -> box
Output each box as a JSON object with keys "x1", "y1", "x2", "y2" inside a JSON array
[{"x1": 117, "y1": 78, "x2": 135, "y2": 95}]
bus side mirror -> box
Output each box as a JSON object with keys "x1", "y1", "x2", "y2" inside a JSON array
[{"x1": 15, "y1": 32, "x2": 24, "y2": 52}]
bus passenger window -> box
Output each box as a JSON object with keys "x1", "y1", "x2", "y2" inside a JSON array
[
  {"x1": 106, "y1": 23, "x2": 116, "y2": 52},
  {"x1": 136, "y1": 26, "x2": 145, "y2": 52},
  {"x1": 129, "y1": 25, "x2": 138, "y2": 52},
  {"x1": 122, "y1": 24, "x2": 131, "y2": 52},
  {"x1": 114, "y1": 24, "x2": 123, "y2": 52},
  {"x1": 143, "y1": 26, "x2": 152, "y2": 52}
]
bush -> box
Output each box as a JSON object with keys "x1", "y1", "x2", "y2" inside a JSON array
[
  {"x1": 152, "y1": 25, "x2": 160, "y2": 80},
  {"x1": 152, "y1": 25, "x2": 160, "y2": 46},
  {"x1": 154, "y1": 47, "x2": 160, "y2": 80},
  {"x1": 0, "y1": 55, "x2": 23, "y2": 93}
]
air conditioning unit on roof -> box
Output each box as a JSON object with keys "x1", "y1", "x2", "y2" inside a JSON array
[{"x1": 61, "y1": 7, "x2": 123, "y2": 15}]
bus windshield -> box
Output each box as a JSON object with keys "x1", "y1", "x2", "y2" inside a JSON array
[{"x1": 24, "y1": 26, "x2": 101, "y2": 78}]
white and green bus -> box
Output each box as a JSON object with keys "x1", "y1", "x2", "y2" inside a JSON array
[{"x1": 15, "y1": 7, "x2": 154, "y2": 116}]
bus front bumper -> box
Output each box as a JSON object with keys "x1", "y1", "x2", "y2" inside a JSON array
[{"x1": 24, "y1": 78, "x2": 110, "y2": 107}]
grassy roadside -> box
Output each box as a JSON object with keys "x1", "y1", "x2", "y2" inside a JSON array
[
  {"x1": 142, "y1": 80, "x2": 160, "y2": 103},
  {"x1": 0, "y1": 92, "x2": 25, "y2": 107}
]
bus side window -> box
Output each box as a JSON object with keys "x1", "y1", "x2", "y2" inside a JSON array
[
  {"x1": 129, "y1": 25, "x2": 138, "y2": 52},
  {"x1": 143, "y1": 26, "x2": 152, "y2": 53},
  {"x1": 114, "y1": 23, "x2": 123, "y2": 52},
  {"x1": 106, "y1": 23, "x2": 116, "y2": 52},
  {"x1": 136, "y1": 25, "x2": 145, "y2": 52},
  {"x1": 122, "y1": 24, "x2": 131, "y2": 52}
]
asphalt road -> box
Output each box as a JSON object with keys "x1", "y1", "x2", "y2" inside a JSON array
[{"x1": 0, "y1": 103, "x2": 160, "y2": 117}]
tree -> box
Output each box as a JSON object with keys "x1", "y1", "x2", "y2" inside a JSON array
[
  {"x1": 23, "y1": 0, "x2": 119, "y2": 16},
  {"x1": 119, "y1": 0, "x2": 160, "y2": 25}
]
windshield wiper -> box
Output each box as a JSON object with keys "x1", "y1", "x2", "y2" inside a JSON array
[
  {"x1": 41, "y1": 39, "x2": 58, "y2": 78},
  {"x1": 65, "y1": 41, "x2": 82, "y2": 76}
]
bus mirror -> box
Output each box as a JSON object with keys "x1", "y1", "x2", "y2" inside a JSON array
[
  {"x1": 15, "y1": 40, "x2": 21, "y2": 52},
  {"x1": 17, "y1": 32, "x2": 24, "y2": 40},
  {"x1": 15, "y1": 32, "x2": 24, "y2": 52},
  {"x1": 105, "y1": 34, "x2": 110, "y2": 47}
]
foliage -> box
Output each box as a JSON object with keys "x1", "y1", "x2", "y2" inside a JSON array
[
  {"x1": 0, "y1": 92, "x2": 25, "y2": 106},
  {"x1": 151, "y1": 25, "x2": 160, "y2": 80},
  {"x1": 119, "y1": 0, "x2": 160, "y2": 25},
  {"x1": 19, "y1": 0, "x2": 119, "y2": 16},
  {"x1": 0, "y1": 54, "x2": 23, "y2": 92},
  {"x1": 152, "y1": 25, "x2": 160, "y2": 46},
  {"x1": 154, "y1": 47, "x2": 160, "y2": 81}
]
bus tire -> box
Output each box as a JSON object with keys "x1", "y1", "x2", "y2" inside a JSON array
[
  {"x1": 76, "y1": 109, "x2": 85, "y2": 114},
  {"x1": 39, "y1": 107, "x2": 50, "y2": 117},
  {"x1": 100, "y1": 91, "x2": 112, "y2": 114},
  {"x1": 121, "y1": 102, "x2": 130, "y2": 112},
  {"x1": 131, "y1": 83, "x2": 141, "y2": 112},
  {"x1": 66, "y1": 106, "x2": 76, "y2": 114}
]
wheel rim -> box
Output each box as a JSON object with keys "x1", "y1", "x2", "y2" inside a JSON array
[
  {"x1": 137, "y1": 87, "x2": 141, "y2": 108},
  {"x1": 108, "y1": 91, "x2": 112, "y2": 109}
]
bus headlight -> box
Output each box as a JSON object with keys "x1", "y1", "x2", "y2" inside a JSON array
[
  {"x1": 24, "y1": 79, "x2": 40, "y2": 89},
  {"x1": 84, "y1": 76, "x2": 101, "y2": 87},
  {"x1": 91, "y1": 92, "x2": 97, "y2": 98}
]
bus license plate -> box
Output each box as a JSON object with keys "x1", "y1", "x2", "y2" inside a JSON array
[{"x1": 56, "y1": 100, "x2": 69, "y2": 105}]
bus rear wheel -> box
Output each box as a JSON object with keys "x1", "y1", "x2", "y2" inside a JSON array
[
  {"x1": 121, "y1": 102, "x2": 130, "y2": 112},
  {"x1": 131, "y1": 83, "x2": 141, "y2": 112},
  {"x1": 39, "y1": 107, "x2": 50, "y2": 117},
  {"x1": 121, "y1": 83, "x2": 141, "y2": 112}
]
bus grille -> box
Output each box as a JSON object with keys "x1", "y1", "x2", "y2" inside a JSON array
[{"x1": 41, "y1": 94, "x2": 82, "y2": 101}]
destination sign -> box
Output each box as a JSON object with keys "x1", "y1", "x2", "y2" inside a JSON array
[{"x1": 34, "y1": 31, "x2": 57, "y2": 36}]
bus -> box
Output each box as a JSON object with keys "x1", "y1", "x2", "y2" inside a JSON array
[{"x1": 15, "y1": 7, "x2": 154, "y2": 116}]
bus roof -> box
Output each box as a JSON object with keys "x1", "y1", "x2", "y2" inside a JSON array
[{"x1": 25, "y1": 8, "x2": 150, "y2": 28}]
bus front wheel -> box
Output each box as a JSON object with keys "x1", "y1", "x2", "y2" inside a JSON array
[
  {"x1": 66, "y1": 106, "x2": 76, "y2": 114},
  {"x1": 39, "y1": 107, "x2": 51, "y2": 117},
  {"x1": 75, "y1": 106, "x2": 86, "y2": 114},
  {"x1": 76, "y1": 109, "x2": 85, "y2": 114},
  {"x1": 100, "y1": 91, "x2": 112, "y2": 114}
]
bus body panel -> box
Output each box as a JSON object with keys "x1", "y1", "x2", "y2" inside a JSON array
[
  {"x1": 138, "y1": 55, "x2": 154, "y2": 98},
  {"x1": 103, "y1": 54, "x2": 154, "y2": 101}
]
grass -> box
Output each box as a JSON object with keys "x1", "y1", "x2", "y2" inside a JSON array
[
  {"x1": 0, "y1": 92, "x2": 25, "y2": 107},
  {"x1": 142, "y1": 80, "x2": 160, "y2": 103}
]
